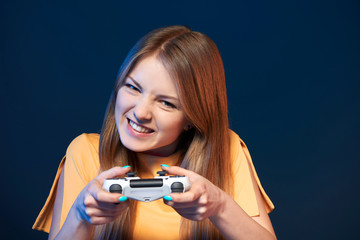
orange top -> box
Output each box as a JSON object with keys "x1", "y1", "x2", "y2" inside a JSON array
[{"x1": 33, "y1": 131, "x2": 274, "y2": 239}]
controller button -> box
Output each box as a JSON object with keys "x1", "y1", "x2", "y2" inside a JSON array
[{"x1": 109, "y1": 184, "x2": 122, "y2": 194}]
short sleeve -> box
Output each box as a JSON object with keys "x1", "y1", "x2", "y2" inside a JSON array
[
  {"x1": 32, "y1": 133, "x2": 100, "y2": 233},
  {"x1": 230, "y1": 131, "x2": 275, "y2": 217}
]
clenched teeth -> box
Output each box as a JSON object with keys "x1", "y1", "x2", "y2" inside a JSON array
[{"x1": 128, "y1": 119, "x2": 153, "y2": 133}]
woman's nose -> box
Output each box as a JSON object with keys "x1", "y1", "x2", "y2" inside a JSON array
[{"x1": 133, "y1": 97, "x2": 152, "y2": 123}]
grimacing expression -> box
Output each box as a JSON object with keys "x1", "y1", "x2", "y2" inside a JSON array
[{"x1": 115, "y1": 54, "x2": 189, "y2": 156}]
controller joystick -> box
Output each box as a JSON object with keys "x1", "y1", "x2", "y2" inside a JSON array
[
  {"x1": 126, "y1": 172, "x2": 137, "y2": 177},
  {"x1": 109, "y1": 184, "x2": 122, "y2": 194},
  {"x1": 157, "y1": 171, "x2": 167, "y2": 176},
  {"x1": 171, "y1": 182, "x2": 184, "y2": 193}
]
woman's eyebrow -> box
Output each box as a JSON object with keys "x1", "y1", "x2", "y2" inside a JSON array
[{"x1": 157, "y1": 94, "x2": 179, "y2": 102}]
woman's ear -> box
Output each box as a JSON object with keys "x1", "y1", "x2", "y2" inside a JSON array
[{"x1": 184, "y1": 123, "x2": 193, "y2": 131}]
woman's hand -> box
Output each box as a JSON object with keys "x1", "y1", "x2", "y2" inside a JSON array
[
  {"x1": 161, "y1": 165, "x2": 226, "y2": 221},
  {"x1": 73, "y1": 166, "x2": 131, "y2": 225}
]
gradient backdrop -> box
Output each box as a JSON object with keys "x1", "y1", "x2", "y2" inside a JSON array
[{"x1": 1, "y1": 0, "x2": 359, "y2": 239}]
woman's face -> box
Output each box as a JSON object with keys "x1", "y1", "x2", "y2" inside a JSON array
[{"x1": 115, "y1": 54, "x2": 189, "y2": 156}]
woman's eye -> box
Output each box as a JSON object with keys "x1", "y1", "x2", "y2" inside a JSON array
[
  {"x1": 161, "y1": 100, "x2": 176, "y2": 109},
  {"x1": 125, "y1": 83, "x2": 140, "y2": 92}
]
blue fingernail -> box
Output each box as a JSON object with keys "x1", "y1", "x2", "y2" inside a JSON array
[
  {"x1": 161, "y1": 164, "x2": 169, "y2": 167},
  {"x1": 122, "y1": 165, "x2": 131, "y2": 168},
  {"x1": 119, "y1": 196, "x2": 128, "y2": 202},
  {"x1": 164, "y1": 195, "x2": 172, "y2": 201}
]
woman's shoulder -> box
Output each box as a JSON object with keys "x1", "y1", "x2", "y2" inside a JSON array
[
  {"x1": 64, "y1": 133, "x2": 101, "y2": 182},
  {"x1": 228, "y1": 129, "x2": 275, "y2": 215},
  {"x1": 228, "y1": 129, "x2": 247, "y2": 146},
  {"x1": 228, "y1": 129, "x2": 248, "y2": 157},
  {"x1": 228, "y1": 129, "x2": 251, "y2": 159},
  {"x1": 66, "y1": 133, "x2": 100, "y2": 154}
]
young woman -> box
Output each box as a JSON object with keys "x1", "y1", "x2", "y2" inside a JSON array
[{"x1": 33, "y1": 25, "x2": 276, "y2": 239}]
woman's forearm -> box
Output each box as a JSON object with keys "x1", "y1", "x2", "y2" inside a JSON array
[{"x1": 209, "y1": 193, "x2": 276, "y2": 240}]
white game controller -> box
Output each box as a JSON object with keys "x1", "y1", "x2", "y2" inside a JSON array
[{"x1": 103, "y1": 171, "x2": 192, "y2": 202}]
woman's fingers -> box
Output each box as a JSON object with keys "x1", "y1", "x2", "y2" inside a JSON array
[
  {"x1": 85, "y1": 202, "x2": 129, "y2": 218},
  {"x1": 86, "y1": 216, "x2": 121, "y2": 225},
  {"x1": 75, "y1": 166, "x2": 132, "y2": 225},
  {"x1": 88, "y1": 183, "x2": 123, "y2": 204},
  {"x1": 83, "y1": 191, "x2": 127, "y2": 210},
  {"x1": 165, "y1": 182, "x2": 205, "y2": 204},
  {"x1": 160, "y1": 165, "x2": 197, "y2": 181},
  {"x1": 96, "y1": 166, "x2": 131, "y2": 184},
  {"x1": 160, "y1": 165, "x2": 226, "y2": 221},
  {"x1": 164, "y1": 197, "x2": 204, "y2": 210},
  {"x1": 88, "y1": 166, "x2": 132, "y2": 204}
]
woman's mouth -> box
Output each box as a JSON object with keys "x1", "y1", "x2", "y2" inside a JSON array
[{"x1": 127, "y1": 118, "x2": 154, "y2": 134}]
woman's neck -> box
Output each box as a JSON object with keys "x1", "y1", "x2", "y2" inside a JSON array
[{"x1": 136, "y1": 151, "x2": 180, "y2": 177}]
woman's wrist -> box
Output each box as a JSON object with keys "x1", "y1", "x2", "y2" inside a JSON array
[
  {"x1": 73, "y1": 202, "x2": 95, "y2": 233},
  {"x1": 209, "y1": 190, "x2": 230, "y2": 222},
  {"x1": 54, "y1": 203, "x2": 94, "y2": 240}
]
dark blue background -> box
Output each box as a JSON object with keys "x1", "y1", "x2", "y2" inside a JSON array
[{"x1": 1, "y1": 0, "x2": 359, "y2": 239}]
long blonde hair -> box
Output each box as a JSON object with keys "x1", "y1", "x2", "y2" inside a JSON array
[{"x1": 94, "y1": 25, "x2": 232, "y2": 239}]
